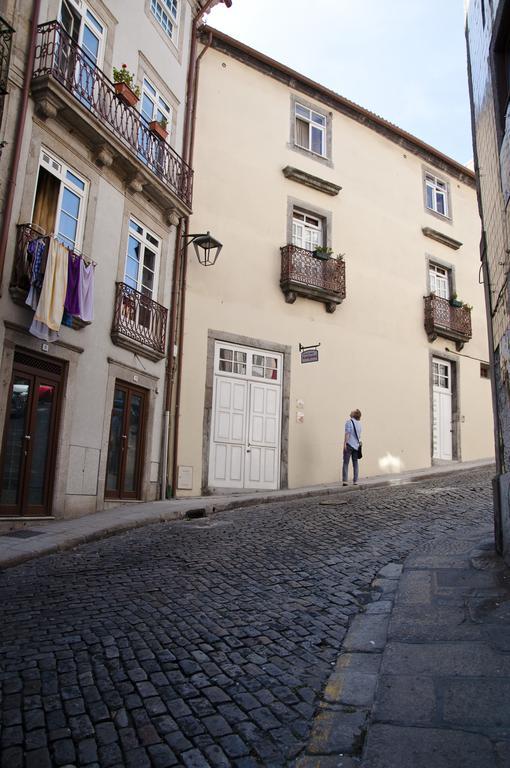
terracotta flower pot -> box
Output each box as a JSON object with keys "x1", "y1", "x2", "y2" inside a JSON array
[
  {"x1": 149, "y1": 120, "x2": 168, "y2": 141},
  {"x1": 114, "y1": 82, "x2": 139, "y2": 107}
]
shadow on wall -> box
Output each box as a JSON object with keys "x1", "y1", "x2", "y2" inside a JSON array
[{"x1": 378, "y1": 453, "x2": 404, "y2": 474}]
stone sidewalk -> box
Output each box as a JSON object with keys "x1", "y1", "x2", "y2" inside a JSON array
[
  {"x1": 0, "y1": 458, "x2": 493, "y2": 570},
  {"x1": 296, "y1": 525, "x2": 510, "y2": 768}
]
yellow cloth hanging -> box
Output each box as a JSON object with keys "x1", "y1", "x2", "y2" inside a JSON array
[{"x1": 34, "y1": 239, "x2": 69, "y2": 331}]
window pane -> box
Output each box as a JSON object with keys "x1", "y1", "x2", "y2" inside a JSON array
[
  {"x1": 426, "y1": 185, "x2": 434, "y2": 209},
  {"x1": 252, "y1": 365, "x2": 263, "y2": 378},
  {"x1": 146, "y1": 233, "x2": 159, "y2": 247},
  {"x1": 219, "y1": 360, "x2": 232, "y2": 372},
  {"x1": 144, "y1": 78, "x2": 157, "y2": 97},
  {"x1": 86, "y1": 9, "x2": 104, "y2": 34},
  {"x1": 312, "y1": 111, "x2": 326, "y2": 125},
  {"x1": 295, "y1": 104, "x2": 310, "y2": 119},
  {"x1": 142, "y1": 94, "x2": 155, "y2": 122},
  {"x1": 66, "y1": 170, "x2": 85, "y2": 190},
  {"x1": 234, "y1": 351, "x2": 247, "y2": 363},
  {"x1": 143, "y1": 247, "x2": 156, "y2": 272},
  {"x1": 129, "y1": 220, "x2": 143, "y2": 235},
  {"x1": 436, "y1": 192, "x2": 445, "y2": 215},
  {"x1": 128, "y1": 235, "x2": 141, "y2": 262},
  {"x1": 61, "y1": 187, "x2": 80, "y2": 218},
  {"x1": 142, "y1": 268, "x2": 154, "y2": 294},
  {"x1": 220, "y1": 348, "x2": 233, "y2": 361},
  {"x1": 125, "y1": 258, "x2": 138, "y2": 281},
  {"x1": 311, "y1": 125, "x2": 323, "y2": 154}
]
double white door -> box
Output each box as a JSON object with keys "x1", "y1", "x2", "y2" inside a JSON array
[
  {"x1": 209, "y1": 344, "x2": 282, "y2": 490},
  {"x1": 432, "y1": 358, "x2": 453, "y2": 460}
]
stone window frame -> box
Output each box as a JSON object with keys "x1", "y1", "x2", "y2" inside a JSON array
[
  {"x1": 289, "y1": 94, "x2": 333, "y2": 168},
  {"x1": 425, "y1": 253, "x2": 457, "y2": 297},
  {"x1": 137, "y1": 51, "x2": 180, "y2": 150},
  {"x1": 286, "y1": 197, "x2": 333, "y2": 249},
  {"x1": 422, "y1": 166, "x2": 453, "y2": 224},
  {"x1": 144, "y1": 0, "x2": 185, "y2": 61}
]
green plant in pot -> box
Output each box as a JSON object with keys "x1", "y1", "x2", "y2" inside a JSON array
[
  {"x1": 149, "y1": 116, "x2": 169, "y2": 141},
  {"x1": 113, "y1": 64, "x2": 140, "y2": 106},
  {"x1": 313, "y1": 245, "x2": 334, "y2": 260},
  {"x1": 450, "y1": 293, "x2": 463, "y2": 308}
]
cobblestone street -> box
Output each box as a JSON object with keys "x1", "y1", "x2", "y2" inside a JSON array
[{"x1": 0, "y1": 467, "x2": 494, "y2": 768}]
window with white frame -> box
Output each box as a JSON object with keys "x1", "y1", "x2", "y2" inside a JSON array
[
  {"x1": 150, "y1": 0, "x2": 178, "y2": 41},
  {"x1": 124, "y1": 218, "x2": 160, "y2": 299},
  {"x1": 31, "y1": 149, "x2": 88, "y2": 252},
  {"x1": 425, "y1": 172, "x2": 449, "y2": 217},
  {"x1": 59, "y1": 0, "x2": 105, "y2": 67},
  {"x1": 429, "y1": 263, "x2": 450, "y2": 299},
  {"x1": 141, "y1": 77, "x2": 171, "y2": 137},
  {"x1": 292, "y1": 209, "x2": 323, "y2": 251},
  {"x1": 295, "y1": 103, "x2": 326, "y2": 156}
]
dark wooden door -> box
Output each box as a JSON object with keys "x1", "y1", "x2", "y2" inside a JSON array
[
  {"x1": 0, "y1": 351, "x2": 64, "y2": 517},
  {"x1": 105, "y1": 382, "x2": 146, "y2": 500}
]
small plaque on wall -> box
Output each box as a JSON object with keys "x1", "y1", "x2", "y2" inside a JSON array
[
  {"x1": 301, "y1": 349, "x2": 319, "y2": 363},
  {"x1": 177, "y1": 465, "x2": 193, "y2": 490}
]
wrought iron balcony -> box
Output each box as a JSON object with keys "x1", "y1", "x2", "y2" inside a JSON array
[
  {"x1": 0, "y1": 16, "x2": 14, "y2": 95},
  {"x1": 111, "y1": 282, "x2": 167, "y2": 361},
  {"x1": 424, "y1": 294, "x2": 472, "y2": 350},
  {"x1": 280, "y1": 244, "x2": 346, "y2": 313},
  {"x1": 32, "y1": 22, "x2": 193, "y2": 213}
]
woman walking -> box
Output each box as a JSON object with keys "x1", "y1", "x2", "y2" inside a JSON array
[{"x1": 342, "y1": 409, "x2": 362, "y2": 486}]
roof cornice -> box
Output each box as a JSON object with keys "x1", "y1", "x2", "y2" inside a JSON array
[{"x1": 199, "y1": 27, "x2": 475, "y2": 187}]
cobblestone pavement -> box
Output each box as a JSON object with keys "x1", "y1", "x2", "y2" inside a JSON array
[{"x1": 0, "y1": 467, "x2": 494, "y2": 768}]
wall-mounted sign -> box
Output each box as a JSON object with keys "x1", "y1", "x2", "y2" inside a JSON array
[{"x1": 301, "y1": 349, "x2": 319, "y2": 364}]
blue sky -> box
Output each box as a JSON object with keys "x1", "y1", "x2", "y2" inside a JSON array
[{"x1": 207, "y1": 0, "x2": 472, "y2": 166}]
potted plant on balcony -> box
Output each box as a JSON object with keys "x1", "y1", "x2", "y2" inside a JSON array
[
  {"x1": 450, "y1": 293, "x2": 463, "y2": 308},
  {"x1": 313, "y1": 245, "x2": 334, "y2": 260},
  {"x1": 149, "y1": 117, "x2": 168, "y2": 141},
  {"x1": 113, "y1": 64, "x2": 140, "y2": 107}
]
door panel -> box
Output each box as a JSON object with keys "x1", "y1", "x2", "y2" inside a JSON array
[
  {"x1": 208, "y1": 343, "x2": 282, "y2": 491},
  {"x1": 432, "y1": 358, "x2": 453, "y2": 461},
  {"x1": 105, "y1": 383, "x2": 146, "y2": 499},
  {"x1": 0, "y1": 354, "x2": 63, "y2": 517}
]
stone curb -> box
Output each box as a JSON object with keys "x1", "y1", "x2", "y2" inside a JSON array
[{"x1": 294, "y1": 563, "x2": 403, "y2": 766}]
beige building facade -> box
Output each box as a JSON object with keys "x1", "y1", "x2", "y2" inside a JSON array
[
  {"x1": 0, "y1": 0, "x2": 230, "y2": 522},
  {"x1": 175, "y1": 29, "x2": 494, "y2": 497},
  {"x1": 466, "y1": 0, "x2": 510, "y2": 560}
]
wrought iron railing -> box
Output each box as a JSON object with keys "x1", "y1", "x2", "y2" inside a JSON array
[
  {"x1": 0, "y1": 17, "x2": 14, "y2": 95},
  {"x1": 424, "y1": 294, "x2": 472, "y2": 344},
  {"x1": 11, "y1": 224, "x2": 51, "y2": 295},
  {"x1": 112, "y1": 282, "x2": 167, "y2": 355},
  {"x1": 32, "y1": 21, "x2": 193, "y2": 208},
  {"x1": 280, "y1": 244, "x2": 346, "y2": 297}
]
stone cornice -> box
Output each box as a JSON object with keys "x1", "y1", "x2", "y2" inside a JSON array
[
  {"x1": 282, "y1": 166, "x2": 342, "y2": 196},
  {"x1": 422, "y1": 227, "x2": 463, "y2": 250}
]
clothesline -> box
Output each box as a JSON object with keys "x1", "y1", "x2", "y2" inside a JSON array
[{"x1": 28, "y1": 226, "x2": 97, "y2": 266}]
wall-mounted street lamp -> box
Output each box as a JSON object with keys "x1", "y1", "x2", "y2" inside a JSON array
[{"x1": 183, "y1": 231, "x2": 223, "y2": 266}]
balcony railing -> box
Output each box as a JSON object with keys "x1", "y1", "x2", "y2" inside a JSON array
[
  {"x1": 280, "y1": 244, "x2": 346, "y2": 313},
  {"x1": 111, "y1": 282, "x2": 167, "y2": 360},
  {"x1": 424, "y1": 294, "x2": 472, "y2": 350},
  {"x1": 32, "y1": 21, "x2": 193, "y2": 209},
  {"x1": 0, "y1": 16, "x2": 14, "y2": 95}
]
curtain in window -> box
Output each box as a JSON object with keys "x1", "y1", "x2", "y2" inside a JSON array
[
  {"x1": 296, "y1": 118, "x2": 309, "y2": 148},
  {"x1": 32, "y1": 169, "x2": 59, "y2": 236}
]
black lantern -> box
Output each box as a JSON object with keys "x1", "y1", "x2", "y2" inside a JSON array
[{"x1": 184, "y1": 231, "x2": 223, "y2": 266}]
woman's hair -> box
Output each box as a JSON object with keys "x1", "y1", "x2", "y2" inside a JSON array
[{"x1": 350, "y1": 409, "x2": 362, "y2": 420}]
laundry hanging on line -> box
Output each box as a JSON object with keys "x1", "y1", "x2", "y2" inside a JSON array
[{"x1": 24, "y1": 235, "x2": 96, "y2": 341}]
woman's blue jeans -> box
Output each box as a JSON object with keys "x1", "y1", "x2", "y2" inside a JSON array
[{"x1": 342, "y1": 445, "x2": 359, "y2": 483}]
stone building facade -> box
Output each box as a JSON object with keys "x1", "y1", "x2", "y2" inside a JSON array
[
  {"x1": 466, "y1": 0, "x2": 510, "y2": 560},
  {"x1": 0, "y1": 0, "x2": 228, "y2": 522},
  {"x1": 173, "y1": 29, "x2": 494, "y2": 496}
]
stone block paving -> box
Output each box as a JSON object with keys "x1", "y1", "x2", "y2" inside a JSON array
[{"x1": 0, "y1": 467, "x2": 494, "y2": 767}]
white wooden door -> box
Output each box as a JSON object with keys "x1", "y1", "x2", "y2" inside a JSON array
[
  {"x1": 210, "y1": 377, "x2": 247, "y2": 488},
  {"x1": 208, "y1": 342, "x2": 282, "y2": 490},
  {"x1": 245, "y1": 382, "x2": 280, "y2": 489},
  {"x1": 432, "y1": 358, "x2": 453, "y2": 460}
]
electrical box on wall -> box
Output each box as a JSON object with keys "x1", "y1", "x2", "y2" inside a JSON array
[{"x1": 177, "y1": 465, "x2": 193, "y2": 490}]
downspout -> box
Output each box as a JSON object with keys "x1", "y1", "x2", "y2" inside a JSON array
[
  {"x1": 162, "y1": 2, "x2": 230, "y2": 499},
  {"x1": 0, "y1": 0, "x2": 41, "y2": 295}
]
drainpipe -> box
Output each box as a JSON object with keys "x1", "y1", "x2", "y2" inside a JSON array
[
  {"x1": 0, "y1": 0, "x2": 41, "y2": 295},
  {"x1": 161, "y1": 1, "x2": 231, "y2": 499}
]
